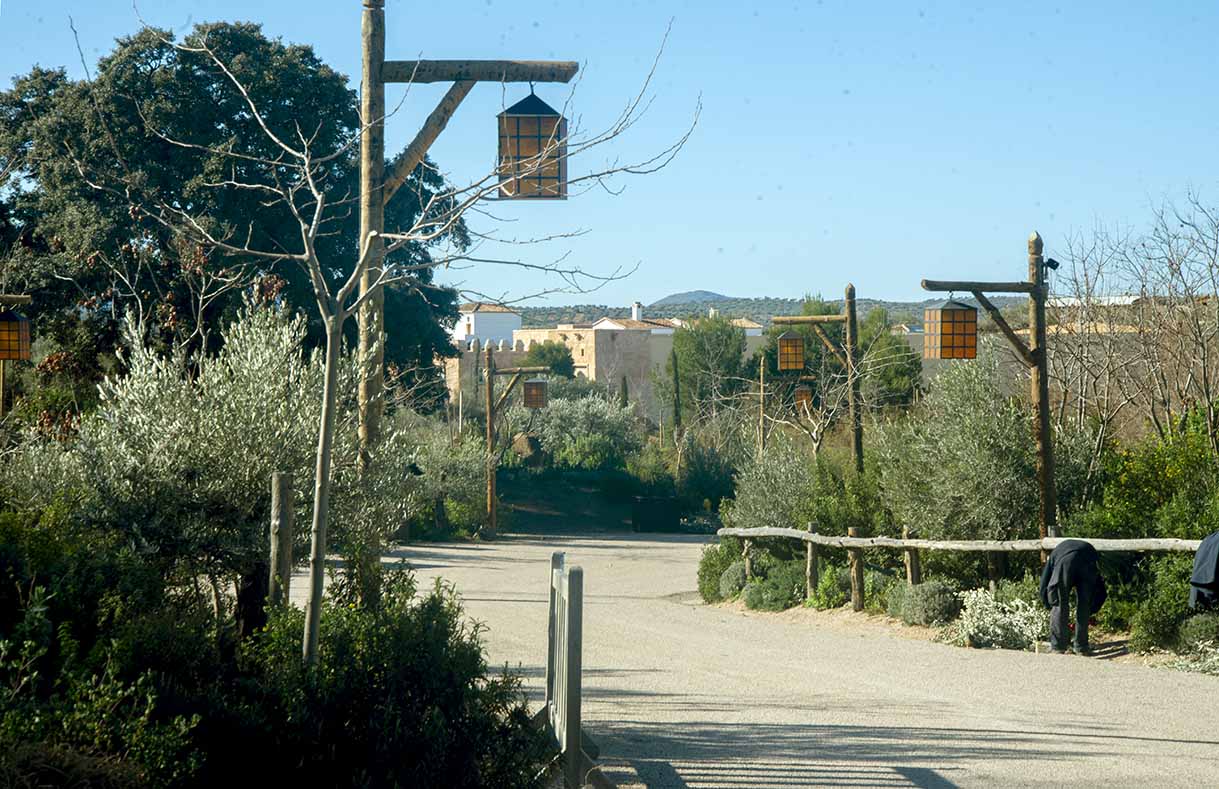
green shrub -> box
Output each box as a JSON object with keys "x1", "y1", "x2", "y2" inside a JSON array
[
  {"x1": 1130, "y1": 554, "x2": 1194, "y2": 652},
  {"x1": 743, "y1": 560, "x2": 805, "y2": 611},
  {"x1": 678, "y1": 437, "x2": 737, "y2": 512},
  {"x1": 864, "y1": 570, "x2": 895, "y2": 613},
  {"x1": 506, "y1": 395, "x2": 642, "y2": 472},
  {"x1": 894, "y1": 580, "x2": 961, "y2": 626},
  {"x1": 886, "y1": 581, "x2": 908, "y2": 619},
  {"x1": 808, "y1": 565, "x2": 848, "y2": 610},
  {"x1": 0, "y1": 742, "x2": 148, "y2": 789},
  {"x1": 696, "y1": 539, "x2": 740, "y2": 603},
  {"x1": 718, "y1": 561, "x2": 747, "y2": 600},
  {"x1": 227, "y1": 569, "x2": 552, "y2": 787},
  {"x1": 995, "y1": 573, "x2": 1041, "y2": 610},
  {"x1": 0, "y1": 601, "x2": 202, "y2": 787},
  {"x1": 1178, "y1": 613, "x2": 1219, "y2": 653}
]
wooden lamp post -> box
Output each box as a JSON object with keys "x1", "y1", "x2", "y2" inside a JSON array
[
  {"x1": 356, "y1": 0, "x2": 578, "y2": 468},
  {"x1": 772, "y1": 284, "x2": 866, "y2": 612},
  {"x1": 921, "y1": 231, "x2": 1059, "y2": 548},
  {"x1": 482, "y1": 345, "x2": 549, "y2": 539},
  {"x1": 0, "y1": 295, "x2": 33, "y2": 418}
]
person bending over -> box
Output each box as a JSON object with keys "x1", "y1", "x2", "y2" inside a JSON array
[{"x1": 1040, "y1": 540, "x2": 1107, "y2": 656}]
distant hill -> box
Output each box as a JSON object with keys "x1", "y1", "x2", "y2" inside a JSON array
[
  {"x1": 516, "y1": 295, "x2": 1023, "y2": 329},
  {"x1": 649, "y1": 290, "x2": 732, "y2": 307}
]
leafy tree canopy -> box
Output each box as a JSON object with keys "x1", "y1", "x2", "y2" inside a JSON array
[
  {"x1": 0, "y1": 22, "x2": 467, "y2": 405},
  {"x1": 668, "y1": 313, "x2": 747, "y2": 421},
  {"x1": 521, "y1": 340, "x2": 575, "y2": 378}
]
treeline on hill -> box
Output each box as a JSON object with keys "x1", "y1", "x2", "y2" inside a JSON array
[
  {"x1": 0, "y1": 22, "x2": 551, "y2": 787},
  {"x1": 517, "y1": 295, "x2": 1025, "y2": 328}
]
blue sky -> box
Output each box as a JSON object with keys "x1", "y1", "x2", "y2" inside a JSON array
[{"x1": 2, "y1": 0, "x2": 1217, "y2": 307}]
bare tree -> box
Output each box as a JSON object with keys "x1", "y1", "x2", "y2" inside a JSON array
[
  {"x1": 1045, "y1": 194, "x2": 1219, "y2": 462},
  {"x1": 65, "y1": 25, "x2": 695, "y2": 664},
  {"x1": 1047, "y1": 227, "x2": 1141, "y2": 497}
]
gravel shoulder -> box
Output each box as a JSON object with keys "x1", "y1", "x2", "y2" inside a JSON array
[{"x1": 383, "y1": 534, "x2": 1219, "y2": 788}]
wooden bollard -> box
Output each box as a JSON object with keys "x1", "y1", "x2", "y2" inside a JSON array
[
  {"x1": 848, "y1": 526, "x2": 864, "y2": 611},
  {"x1": 268, "y1": 472, "x2": 294, "y2": 607},
  {"x1": 743, "y1": 539, "x2": 753, "y2": 581}
]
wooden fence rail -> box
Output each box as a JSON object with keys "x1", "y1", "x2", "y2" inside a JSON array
[
  {"x1": 717, "y1": 527, "x2": 1202, "y2": 553},
  {"x1": 718, "y1": 527, "x2": 1203, "y2": 612}
]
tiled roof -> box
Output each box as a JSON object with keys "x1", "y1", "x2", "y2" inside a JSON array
[
  {"x1": 458, "y1": 302, "x2": 520, "y2": 314},
  {"x1": 593, "y1": 317, "x2": 679, "y2": 330}
]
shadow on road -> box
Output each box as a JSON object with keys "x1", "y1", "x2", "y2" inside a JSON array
[{"x1": 498, "y1": 665, "x2": 1219, "y2": 789}]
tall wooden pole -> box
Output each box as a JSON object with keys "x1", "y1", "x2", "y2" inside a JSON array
[
  {"x1": 484, "y1": 344, "x2": 497, "y2": 539},
  {"x1": 0, "y1": 360, "x2": 6, "y2": 419},
  {"x1": 357, "y1": 0, "x2": 387, "y2": 472},
  {"x1": 1028, "y1": 231, "x2": 1058, "y2": 540},
  {"x1": 844, "y1": 283, "x2": 864, "y2": 475}
]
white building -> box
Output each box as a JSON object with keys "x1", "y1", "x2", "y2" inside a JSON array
[{"x1": 451, "y1": 302, "x2": 522, "y2": 345}]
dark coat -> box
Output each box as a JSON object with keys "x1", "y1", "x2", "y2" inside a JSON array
[
  {"x1": 1190, "y1": 531, "x2": 1219, "y2": 610},
  {"x1": 1040, "y1": 540, "x2": 1107, "y2": 610}
]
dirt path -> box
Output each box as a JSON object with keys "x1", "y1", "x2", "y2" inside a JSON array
[{"x1": 399, "y1": 533, "x2": 1219, "y2": 789}]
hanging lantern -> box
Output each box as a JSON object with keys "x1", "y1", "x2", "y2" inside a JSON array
[
  {"x1": 522, "y1": 378, "x2": 549, "y2": 409},
  {"x1": 794, "y1": 384, "x2": 813, "y2": 413},
  {"x1": 923, "y1": 300, "x2": 977, "y2": 360},
  {"x1": 777, "y1": 331, "x2": 804, "y2": 372},
  {"x1": 497, "y1": 93, "x2": 567, "y2": 200},
  {"x1": 0, "y1": 311, "x2": 31, "y2": 361}
]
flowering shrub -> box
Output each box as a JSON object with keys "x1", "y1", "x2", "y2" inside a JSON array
[
  {"x1": 951, "y1": 589, "x2": 1047, "y2": 650},
  {"x1": 1169, "y1": 641, "x2": 1219, "y2": 676}
]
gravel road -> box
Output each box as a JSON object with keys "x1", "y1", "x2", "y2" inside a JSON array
[{"x1": 381, "y1": 534, "x2": 1219, "y2": 788}]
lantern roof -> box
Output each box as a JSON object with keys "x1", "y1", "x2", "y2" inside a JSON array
[
  {"x1": 927, "y1": 299, "x2": 975, "y2": 311},
  {"x1": 777, "y1": 330, "x2": 801, "y2": 339},
  {"x1": 499, "y1": 93, "x2": 561, "y2": 117}
]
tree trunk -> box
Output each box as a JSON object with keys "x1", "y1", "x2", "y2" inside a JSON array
[{"x1": 302, "y1": 320, "x2": 343, "y2": 666}]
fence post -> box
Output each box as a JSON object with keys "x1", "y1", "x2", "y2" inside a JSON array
[
  {"x1": 743, "y1": 539, "x2": 753, "y2": 581},
  {"x1": 805, "y1": 542, "x2": 819, "y2": 601},
  {"x1": 268, "y1": 472, "x2": 294, "y2": 607},
  {"x1": 987, "y1": 551, "x2": 1001, "y2": 594},
  {"x1": 848, "y1": 526, "x2": 864, "y2": 611},
  {"x1": 563, "y1": 567, "x2": 584, "y2": 789},
  {"x1": 902, "y1": 526, "x2": 921, "y2": 586}
]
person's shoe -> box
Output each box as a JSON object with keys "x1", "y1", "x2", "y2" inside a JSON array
[
  {"x1": 1051, "y1": 646, "x2": 1068, "y2": 654},
  {"x1": 1072, "y1": 645, "x2": 1093, "y2": 657}
]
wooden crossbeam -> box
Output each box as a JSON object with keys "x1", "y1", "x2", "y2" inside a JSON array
[
  {"x1": 494, "y1": 366, "x2": 549, "y2": 376},
  {"x1": 808, "y1": 324, "x2": 846, "y2": 367},
  {"x1": 922, "y1": 279, "x2": 1034, "y2": 294},
  {"x1": 382, "y1": 60, "x2": 579, "y2": 84},
  {"x1": 493, "y1": 373, "x2": 523, "y2": 414},
  {"x1": 0, "y1": 295, "x2": 32, "y2": 306}
]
